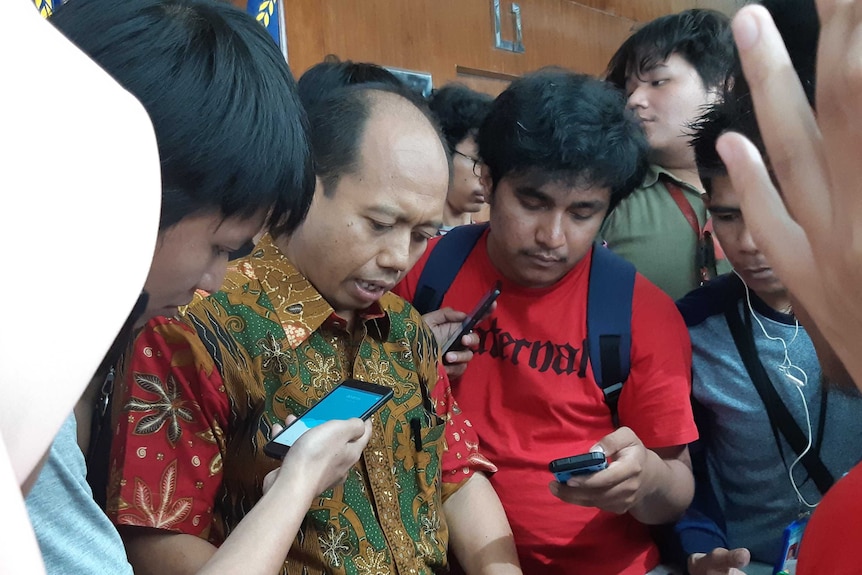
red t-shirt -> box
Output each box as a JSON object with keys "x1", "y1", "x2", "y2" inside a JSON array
[
  {"x1": 395, "y1": 230, "x2": 697, "y2": 575},
  {"x1": 797, "y1": 462, "x2": 862, "y2": 575}
]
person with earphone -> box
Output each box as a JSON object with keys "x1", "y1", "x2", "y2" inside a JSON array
[{"x1": 668, "y1": 79, "x2": 862, "y2": 575}]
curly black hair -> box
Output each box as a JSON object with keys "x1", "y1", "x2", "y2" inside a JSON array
[
  {"x1": 427, "y1": 83, "x2": 493, "y2": 153},
  {"x1": 478, "y1": 67, "x2": 648, "y2": 211}
]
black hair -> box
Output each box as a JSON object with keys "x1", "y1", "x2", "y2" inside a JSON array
[
  {"x1": 297, "y1": 57, "x2": 405, "y2": 107},
  {"x1": 50, "y1": 0, "x2": 314, "y2": 236},
  {"x1": 691, "y1": 97, "x2": 764, "y2": 197},
  {"x1": 728, "y1": 0, "x2": 818, "y2": 106},
  {"x1": 606, "y1": 9, "x2": 734, "y2": 92},
  {"x1": 427, "y1": 83, "x2": 494, "y2": 153},
  {"x1": 477, "y1": 68, "x2": 648, "y2": 211},
  {"x1": 303, "y1": 83, "x2": 450, "y2": 197},
  {"x1": 693, "y1": 0, "x2": 819, "y2": 195}
]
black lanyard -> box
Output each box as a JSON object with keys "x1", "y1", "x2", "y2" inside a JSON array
[{"x1": 724, "y1": 299, "x2": 833, "y2": 495}]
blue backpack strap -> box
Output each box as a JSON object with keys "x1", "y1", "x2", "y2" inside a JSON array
[
  {"x1": 413, "y1": 223, "x2": 489, "y2": 314},
  {"x1": 587, "y1": 243, "x2": 635, "y2": 428}
]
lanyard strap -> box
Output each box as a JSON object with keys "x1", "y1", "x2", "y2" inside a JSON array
[
  {"x1": 666, "y1": 180, "x2": 702, "y2": 238},
  {"x1": 665, "y1": 179, "x2": 717, "y2": 285},
  {"x1": 724, "y1": 300, "x2": 833, "y2": 495}
]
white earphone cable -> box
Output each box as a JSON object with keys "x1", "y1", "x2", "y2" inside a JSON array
[{"x1": 739, "y1": 274, "x2": 818, "y2": 508}]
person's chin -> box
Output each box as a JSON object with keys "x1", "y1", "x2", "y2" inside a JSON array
[{"x1": 515, "y1": 258, "x2": 568, "y2": 287}]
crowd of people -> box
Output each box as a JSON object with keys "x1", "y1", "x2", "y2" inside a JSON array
[{"x1": 3, "y1": 0, "x2": 861, "y2": 574}]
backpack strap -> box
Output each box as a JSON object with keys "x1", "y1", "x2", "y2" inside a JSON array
[
  {"x1": 413, "y1": 223, "x2": 489, "y2": 315},
  {"x1": 587, "y1": 243, "x2": 635, "y2": 428},
  {"x1": 724, "y1": 300, "x2": 834, "y2": 495}
]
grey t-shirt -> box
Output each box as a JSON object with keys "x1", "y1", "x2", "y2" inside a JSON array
[
  {"x1": 680, "y1": 275, "x2": 862, "y2": 565},
  {"x1": 26, "y1": 413, "x2": 133, "y2": 574}
]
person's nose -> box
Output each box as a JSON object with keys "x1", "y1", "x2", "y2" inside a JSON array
[
  {"x1": 536, "y1": 212, "x2": 566, "y2": 250},
  {"x1": 737, "y1": 225, "x2": 759, "y2": 255},
  {"x1": 377, "y1": 233, "x2": 411, "y2": 274},
  {"x1": 198, "y1": 257, "x2": 229, "y2": 293},
  {"x1": 627, "y1": 83, "x2": 648, "y2": 110}
]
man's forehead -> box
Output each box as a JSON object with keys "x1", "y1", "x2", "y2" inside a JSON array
[
  {"x1": 507, "y1": 174, "x2": 610, "y2": 202},
  {"x1": 363, "y1": 92, "x2": 452, "y2": 187},
  {"x1": 505, "y1": 169, "x2": 595, "y2": 191},
  {"x1": 625, "y1": 48, "x2": 684, "y2": 80},
  {"x1": 708, "y1": 174, "x2": 741, "y2": 205}
]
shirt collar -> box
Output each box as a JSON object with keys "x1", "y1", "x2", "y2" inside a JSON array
[
  {"x1": 244, "y1": 234, "x2": 390, "y2": 348},
  {"x1": 643, "y1": 163, "x2": 700, "y2": 193}
]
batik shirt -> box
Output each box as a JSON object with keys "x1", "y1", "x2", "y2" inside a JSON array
[{"x1": 106, "y1": 235, "x2": 493, "y2": 575}]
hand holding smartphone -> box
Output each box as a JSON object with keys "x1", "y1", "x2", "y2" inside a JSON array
[
  {"x1": 263, "y1": 379, "x2": 393, "y2": 459},
  {"x1": 549, "y1": 452, "x2": 608, "y2": 482},
  {"x1": 441, "y1": 281, "x2": 502, "y2": 356}
]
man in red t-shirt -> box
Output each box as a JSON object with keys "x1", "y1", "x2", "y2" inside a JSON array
[{"x1": 395, "y1": 69, "x2": 698, "y2": 575}]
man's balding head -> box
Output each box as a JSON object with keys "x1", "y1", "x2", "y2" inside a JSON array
[
  {"x1": 304, "y1": 84, "x2": 450, "y2": 198},
  {"x1": 280, "y1": 85, "x2": 450, "y2": 321}
]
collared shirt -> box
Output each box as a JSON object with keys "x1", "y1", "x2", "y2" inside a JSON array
[
  {"x1": 600, "y1": 164, "x2": 731, "y2": 300},
  {"x1": 107, "y1": 235, "x2": 493, "y2": 575}
]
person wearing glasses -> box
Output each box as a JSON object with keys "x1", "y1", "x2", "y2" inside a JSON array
[{"x1": 427, "y1": 83, "x2": 494, "y2": 233}]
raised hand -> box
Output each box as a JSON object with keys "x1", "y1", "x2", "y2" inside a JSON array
[{"x1": 718, "y1": 1, "x2": 862, "y2": 389}]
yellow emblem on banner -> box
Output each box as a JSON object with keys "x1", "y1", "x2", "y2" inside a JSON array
[
  {"x1": 33, "y1": 0, "x2": 55, "y2": 18},
  {"x1": 255, "y1": 0, "x2": 274, "y2": 28}
]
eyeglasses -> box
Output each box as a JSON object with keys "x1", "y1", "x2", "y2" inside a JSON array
[{"x1": 453, "y1": 150, "x2": 482, "y2": 177}]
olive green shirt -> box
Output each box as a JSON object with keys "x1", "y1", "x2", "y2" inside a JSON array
[{"x1": 600, "y1": 165, "x2": 730, "y2": 300}]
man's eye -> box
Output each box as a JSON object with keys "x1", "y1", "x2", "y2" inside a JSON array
[
  {"x1": 570, "y1": 211, "x2": 596, "y2": 222},
  {"x1": 370, "y1": 221, "x2": 393, "y2": 232}
]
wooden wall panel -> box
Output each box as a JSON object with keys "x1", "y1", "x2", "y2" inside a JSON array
[
  {"x1": 285, "y1": 1, "x2": 633, "y2": 81},
  {"x1": 236, "y1": 0, "x2": 741, "y2": 95},
  {"x1": 569, "y1": 0, "x2": 743, "y2": 22}
]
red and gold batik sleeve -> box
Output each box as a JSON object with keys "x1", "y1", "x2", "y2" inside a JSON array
[{"x1": 106, "y1": 316, "x2": 231, "y2": 543}]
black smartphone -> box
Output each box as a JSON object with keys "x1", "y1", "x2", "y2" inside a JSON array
[
  {"x1": 549, "y1": 452, "x2": 608, "y2": 482},
  {"x1": 263, "y1": 379, "x2": 393, "y2": 459},
  {"x1": 441, "y1": 281, "x2": 502, "y2": 356}
]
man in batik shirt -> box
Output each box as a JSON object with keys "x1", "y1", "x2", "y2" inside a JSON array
[{"x1": 107, "y1": 85, "x2": 522, "y2": 575}]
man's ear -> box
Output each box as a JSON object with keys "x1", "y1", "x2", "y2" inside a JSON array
[{"x1": 479, "y1": 164, "x2": 494, "y2": 203}]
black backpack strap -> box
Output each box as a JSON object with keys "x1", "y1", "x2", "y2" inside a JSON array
[
  {"x1": 86, "y1": 290, "x2": 149, "y2": 508},
  {"x1": 413, "y1": 223, "x2": 488, "y2": 314},
  {"x1": 724, "y1": 302, "x2": 834, "y2": 495},
  {"x1": 587, "y1": 244, "x2": 635, "y2": 428}
]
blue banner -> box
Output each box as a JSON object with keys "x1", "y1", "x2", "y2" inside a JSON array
[{"x1": 247, "y1": 0, "x2": 281, "y2": 48}]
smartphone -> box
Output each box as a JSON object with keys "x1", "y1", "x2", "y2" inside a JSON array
[
  {"x1": 263, "y1": 379, "x2": 393, "y2": 459},
  {"x1": 441, "y1": 281, "x2": 502, "y2": 356},
  {"x1": 549, "y1": 452, "x2": 608, "y2": 482}
]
